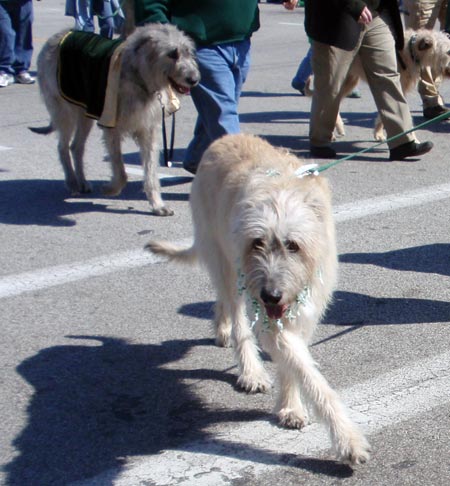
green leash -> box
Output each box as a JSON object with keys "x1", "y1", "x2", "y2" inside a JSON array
[{"x1": 315, "y1": 110, "x2": 450, "y2": 174}]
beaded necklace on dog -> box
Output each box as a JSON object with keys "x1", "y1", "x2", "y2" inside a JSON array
[{"x1": 236, "y1": 265, "x2": 322, "y2": 333}]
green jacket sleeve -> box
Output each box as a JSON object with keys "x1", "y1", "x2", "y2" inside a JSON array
[{"x1": 134, "y1": 0, "x2": 171, "y2": 25}]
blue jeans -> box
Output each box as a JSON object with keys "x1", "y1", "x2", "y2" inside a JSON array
[
  {"x1": 65, "y1": 0, "x2": 123, "y2": 39},
  {"x1": 183, "y1": 39, "x2": 251, "y2": 171},
  {"x1": 291, "y1": 47, "x2": 312, "y2": 89},
  {"x1": 0, "y1": 0, "x2": 34, "y2": 75}
]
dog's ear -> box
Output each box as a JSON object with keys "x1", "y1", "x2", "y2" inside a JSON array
[
  {"x1": 304, "y1": 189, "x2": 327, "y2": 223},
  {"x1": 418, "y1": 36, "x2": 434, "y2": 51},
  {"x1": 303, "y1": 176, "x2": 331, "y2": 221},
  {"x1": 133, "y1": 35, "x2": 152, "y2": 54}
]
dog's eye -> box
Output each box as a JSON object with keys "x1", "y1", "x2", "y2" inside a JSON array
[
  {"x1": 167, "y1": 48, "x2": 179, "y2": 61},
  {"x1": 285, "y1": 240, "x2": 300, "y2": 253},
  {"x1": 251, "y1": 238, "x2": 265, "y2": 252}
]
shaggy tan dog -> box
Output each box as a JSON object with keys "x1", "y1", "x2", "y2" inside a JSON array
[
  {"x1": 146, "y1": 134, "x2": 370, "y2": 465},
  {"x1": 33, "y1": 24, "x2": 199, "y2": 216},
  {"x1": 305, "y1": 29, "x2": 450, "y2": 140}
]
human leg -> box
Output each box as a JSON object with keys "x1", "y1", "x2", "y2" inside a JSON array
[
  {"x1": 0, "y1": 2, "x2": 15, "y2": 80},
  {"x1": 73, "y1": 0, "x2": 95, "y2": 32},
  {"x1": 291, "y1": 47, "x2": 312, "y2": 93},
  {"x1": 359, "y1": 14, "x2": 416, "y2": 148},
  {"x1": 360, "y1": 14, "x2": 432, "y2": 158},
  {"x1": 96, "y1": 0, "x2": 115, "y2": 38},
  {"x1": 9, "y1": 0, "x2": 33, "y2": 76},
  {"x1": 183, "y1": 40, "x2": 250, "y2": 172},
  {"x1": 309, "y1": 40, "x2": 356, "y2": 152}
]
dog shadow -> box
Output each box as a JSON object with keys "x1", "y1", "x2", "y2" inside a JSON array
[
  {"x1": 4, "y1": 335, "x2": 353, "y2": 486},
  {"x1": 0, "y1": 176, "x2": 190, "y2": 226}
]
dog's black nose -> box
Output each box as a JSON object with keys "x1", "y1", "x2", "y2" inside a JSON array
[
  {"x1": 186, "y1": 75, "x2": 200, "y2": 87},
  {"x1": 260, "y1": 287, "x2": 282, "y2": 305}
]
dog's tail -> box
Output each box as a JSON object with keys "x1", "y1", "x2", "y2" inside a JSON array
[
  {"x1": 28, "y1": 124, "x2": 54, "y2": 135},
  {"x1": 304, "y1": 76, "x2": 314, "y2": 97},
  {"x1": 145, "y1": 240, "x2": 198, "y2": 264}
]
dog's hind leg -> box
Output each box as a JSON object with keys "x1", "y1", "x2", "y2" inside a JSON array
[
  {"x1": 56, "y1": 125, "x2": 79, "y2": 195},
  {"x1": 70, "y1": 115, "x2": 94, "y2": 193},
  {"x1": 102, "y1": 128, "x2": 128, "y2": 197},
  {"x1": 373, "y1": 114, "x2": 386, "y2": 141},
  {"x1": 136, "y1": 128, "x2": 174, "y2": 216},
  {"x1": 271, "y1": 329, "x2": 370, "y2": 465}
]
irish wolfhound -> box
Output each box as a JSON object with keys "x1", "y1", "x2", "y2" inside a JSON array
[
  {"x1": 305, "y1": 29, "x2": 450, "y2": 140},
  {"x1": 145, "y1": 134, "x2": 370, "y2": 465},
  {"x1": 33, "y1": 24, "x2": 199, "y2": 216}
]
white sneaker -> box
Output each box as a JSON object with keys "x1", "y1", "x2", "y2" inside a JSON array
[
  {"x1": 15, "y1": 72, "x2": 35, "y2": 84},
  {"x1": 0, "y1": 73, "x2": 14, "y2": 87}
]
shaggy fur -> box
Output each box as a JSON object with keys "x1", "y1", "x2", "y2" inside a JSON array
[
  {"x1": 305, "y1": 29, "x2": 450, "y2": 141},
  {"x1": 145, "y1": 134, "x2": 370, "y2": 465},
  {"x1": 33, "y1": 24, "x2": 200, "y2": 216}
]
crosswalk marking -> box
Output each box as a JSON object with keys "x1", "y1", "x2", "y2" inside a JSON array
[{"x1": 2, "y1": 183, "x2": 450, "y2": 299}]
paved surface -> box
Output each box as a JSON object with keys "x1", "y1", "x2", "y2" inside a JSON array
[{"x1": 1, "y1": 1, "x2": 450, "y2": 485}]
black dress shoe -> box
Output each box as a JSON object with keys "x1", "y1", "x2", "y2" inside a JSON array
[
  {"x1": 389, "y1": 141, "x2": 433, "y2": 161},
  {"x1": 423, "y1": 105, "x2": 450, "y2": 119},
  {"x1": 310, "y1": 145, "x2": 337, "y2": 159}
]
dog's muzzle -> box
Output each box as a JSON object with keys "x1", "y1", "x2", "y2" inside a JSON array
[{"x1": 260, "y1": 288, "x2": 288, "y2": 319}]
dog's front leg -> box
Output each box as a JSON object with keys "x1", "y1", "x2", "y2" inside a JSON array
[
  {"x1": 274, "y1": 368, "x2": 309, "y2": 429},
  {"x1": 272, "y1": 330, "x2": 370, "y2": 465},
  {"x1": 102, "y1": 129, "x2": 128, "y2": 196},
  {"x1": 137, "y1": 129, "x2": 174, "y2": 216},
  {"x1": 230, "y1": 295, "x2": 271, "y2": 393}
]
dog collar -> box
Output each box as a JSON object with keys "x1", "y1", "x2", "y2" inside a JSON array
[{"x1": 265, "y1": 164, "x2": 319, "y2": 179}]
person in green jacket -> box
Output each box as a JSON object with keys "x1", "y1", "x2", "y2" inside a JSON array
[{"x1": 133, "y1": 0, "x2": 260, "y2": 174}]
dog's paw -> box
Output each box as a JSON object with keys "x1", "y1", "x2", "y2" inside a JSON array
[
  {"x1": 215, "y1": 332, "x2": 232, "y2": 348},
  {"x1": 102, "y1": 182, "x2": 124, "y2": 197},
  {"x1": 78, "y1": 181, "x2": 93, "y2": 194},
  {"x1": 152, "y1": 205, "x2": 174, "y2": 217},
  {"x1": 237, "y1": 372, "x2": 271, "y2": 394},
  {"x1": 277, "y1": 408, "x2": 308, "y2": 429},
  {"x1": 335, "y1": 433, "x2": 371, "y2": 466},
  {"x1": 374, "y1": 130, "x2": 386, "y2": 142}
]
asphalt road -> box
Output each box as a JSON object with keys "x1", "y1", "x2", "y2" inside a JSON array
[{"x1": 1, "y1": 1, "x2": 450, "y2": 485}]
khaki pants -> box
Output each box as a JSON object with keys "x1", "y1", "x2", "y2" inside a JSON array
[
  {"x1": 403, "y1": 0, "x2": 447, "y2": 108},
  {"x1": 310, "y1": 12, "x2": 416, "y2": 149}
]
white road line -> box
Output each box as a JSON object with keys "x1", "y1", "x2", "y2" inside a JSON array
[
  {"x1": 125, "y1": 166, "x2": 193, "y2": 182},
  {"x1": 70, "y1": 350, "x2": 450, "y2": 486},
  {"x1": 334, "y1": 182, "x2": 450, "y2": 223},
  {"x1": 0, "y1": 145, "x2": 12, "y2": 151},
  {"x1": 0, "y1": 250, "x2": 162, "y2": 299},
  {"x1": 2, "y1": 182, "x2": 450, "y2": 299},
  {"x1": 125, "y1": 166, "x2": 145, "y2": 176}
]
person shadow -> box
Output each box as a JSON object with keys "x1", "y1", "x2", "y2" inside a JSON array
[
  {"x1": 4, "y1": 335, "x2": 353, "y2": 486},
  {"x1": 315, "y1": 244, "x2": 450, "y2": 343},
  {"x1": 339, "y1": 243, "x2": 450, "y2": 277}
]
